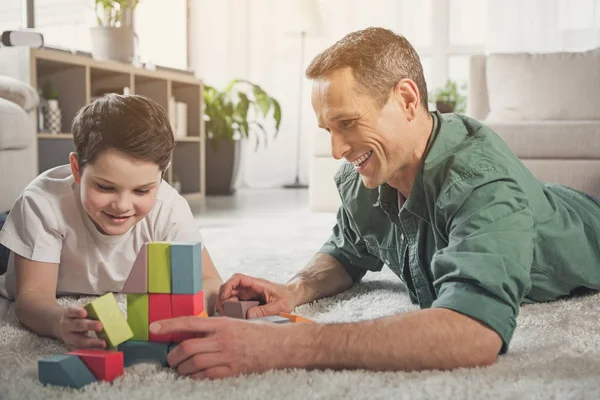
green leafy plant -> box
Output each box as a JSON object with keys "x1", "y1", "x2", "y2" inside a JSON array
[
  {"x1": 203, "y1": 79, "x2": 282, "y2": 151},
  {"x1": 429, "y1": 79, "x2": 467, "y2": 113},
  {"x1": 95, "y1": 0, "x2": 140, "y2": 27},
  {"x1": 42, "y1": 82, "x2": 59, "y2": 100}
]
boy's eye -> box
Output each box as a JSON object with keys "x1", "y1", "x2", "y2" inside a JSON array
[
  {"x1": 97, "y1": 184, "x2": 114, "y2": 192},
  {"x1": 135, "y1": 189, "x2": 150, "y2": 195}
]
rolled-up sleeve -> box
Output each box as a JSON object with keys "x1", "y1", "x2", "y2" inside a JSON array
[
  {"x1": 431, "y1": 176, "x2": 535, "y2": 353},
  {"x1": 319, "y1": 205, "x2": 384, "y2": 282}
]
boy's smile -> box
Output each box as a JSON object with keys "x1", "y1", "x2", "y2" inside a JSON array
[{"x1": 69, "y1": 148, "x2": 162, "y2": 236}]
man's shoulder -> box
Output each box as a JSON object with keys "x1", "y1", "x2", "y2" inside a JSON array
[{"x1": 333, "y1": 162, "x2": 380, "y2": 209}]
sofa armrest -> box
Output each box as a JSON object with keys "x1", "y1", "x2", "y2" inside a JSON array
[
  {"x1": 0, "y1": 75, "x2": 39, "y2": 112},
  {"x1": 467, "y1": 55, "x2": 489, "y2": 121},
  {"x1": 0, "y1": 98, "x2": 35, "y2": 150}
]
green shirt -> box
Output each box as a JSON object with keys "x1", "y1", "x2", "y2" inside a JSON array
[{"x1": 320, "y1": 111, "x2": 600, "y2": 352}]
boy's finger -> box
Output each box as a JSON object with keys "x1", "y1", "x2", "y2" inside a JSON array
[
  {"x1": 66, "y1": 307, "x2": 86, "y2": 319},
  {"x1": 69, "y1": 334, "x2": 106, "y2": 350}
]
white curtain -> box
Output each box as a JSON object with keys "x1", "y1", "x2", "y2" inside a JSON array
[
  {"x1": 189, "y1": 0, "x2": 400, "y2": 189},
  {"x1": 485, "y1": 0, "x2": 600, "y2": 53}
]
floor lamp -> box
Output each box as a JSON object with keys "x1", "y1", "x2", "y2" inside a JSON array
[{"x1": 284, "y1": 0, "x2": 322, "y2": 189}]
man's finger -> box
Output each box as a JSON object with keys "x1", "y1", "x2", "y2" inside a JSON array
[
  {"x1": 176, "y1": 352, "x2": 229, "y2": 376},
  {"x1": 247, "y1": 302, "x2": 280, "y2": 319},
  {"x1": 190, "y1": 365, "x2": 234, "y2": 380},
  {"x1": 219, "y1": 273, "x2": 247, "y2": 300},
  {"x1": 168, "y1": 338, "x2": 224, "y2": 369},
  {"x1": 149, "y1": 316, "x2": 219, "y2": 335}
]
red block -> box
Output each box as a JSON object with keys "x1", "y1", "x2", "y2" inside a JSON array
[
  {"x1": 171, "y1": 290, "x2": 204, "y2": 343},
  {"x1": 149, "y1": 294, "x2": 173, "y2": 342},
  {"x1": 67, "y1": 349, "x2": 124, "y2": 382}
]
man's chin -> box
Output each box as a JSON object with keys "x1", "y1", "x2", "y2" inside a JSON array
[{"x1": 360, "y1": 176, "x2": 382, "y2": 190}]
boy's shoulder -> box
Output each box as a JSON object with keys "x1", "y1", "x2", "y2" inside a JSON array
[{"x1": 22, "y1": 164, "x2": 76, "y2": 201}]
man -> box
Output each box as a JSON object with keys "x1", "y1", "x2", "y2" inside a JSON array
[{"x1": 150, "y1": 27, "x2": 600, "y2": 380}]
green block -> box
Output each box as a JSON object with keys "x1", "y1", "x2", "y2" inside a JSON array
[
  {"x1": 85, "y1": 292, "x2": 134, "y2": 348},
  {"x1": 148, "y1": 242, "x2": 171, "y2": 293},
  {"x1": 127, "y1": 294, "x2": 149, "y2": 341}
]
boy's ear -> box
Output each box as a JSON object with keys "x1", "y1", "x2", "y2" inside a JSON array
[{"x1": 69, "y1": 152, "x2": 82, "y2": 184}]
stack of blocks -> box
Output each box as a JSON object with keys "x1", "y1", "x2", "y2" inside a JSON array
[
  {"x1": 38, "y1": 241, "x2": 207, "y2": 388},
  {"x1": 38, "y1": 241, "x2": 315, "y2": 388}
]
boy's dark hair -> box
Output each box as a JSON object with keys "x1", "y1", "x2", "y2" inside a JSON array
[{"x1": 71, "y1": 94, "x2": 174, "y2": 171}]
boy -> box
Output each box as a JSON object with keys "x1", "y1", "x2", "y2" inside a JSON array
[{"x1": 0, "y1": 94, "x2": 223, "y2": 350}]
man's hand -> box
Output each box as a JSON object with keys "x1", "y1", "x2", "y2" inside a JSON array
[
  {"x1": 56, "y1": 306, "x2": 106, "y2": 350},
  {"x1": 150, "y1": 316, "x2": 284, "y2": 379},
  {"x1": 216, "y1": 273, "x2": 298, "y2": 318}
]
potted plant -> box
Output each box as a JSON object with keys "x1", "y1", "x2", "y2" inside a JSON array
[
  {"x1": 203, "y1": 79, "x2": 282, "y2": 195},
  {"x1": 90, "y1": 0, "x2": 139, "y2": 63},
  {"x1": 430, "y1": 79, "x2": 466, "y2": 113}
]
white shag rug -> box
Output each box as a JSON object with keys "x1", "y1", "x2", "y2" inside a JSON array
[{"x1": 1, "y1": 203, "x2": 600, "y2": 400}]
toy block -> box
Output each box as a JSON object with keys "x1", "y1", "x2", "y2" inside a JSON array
[
  {"x1": 170, "y1": 242, "x2": 202, "y2": 294},
  {"x1": 171, "y1": 290, "x2": 204, "y2": 342},
  {"x1": 85, "y1": 292, "x2": 133, "y2": 348},
  {"x1": 279, "y1": 313, "x2": 316, "y2": 323},
  {"x1": 168, "y1": 342, "x2": 178, "y2": 354},
  {"x1": 117, "y1": 340, "x2": 170, "y2": 368},
  {"x1": 38, "y1": 354, "x2": 97, "y2": 388},
  {"x1": 222, "y1": 300, "x2": 259, "y2": 319},
  {"x1": 67, "y1": 349, "x2": 124, "y2": 382},
  {"x1": 149, "y1": 294, "x2": 172, "y2": 342},
  {"x1": 127, "y1": 294, "x2": 149, "y2": 341},
  {"x1": 198, "y1": 310, "x2": 208, "y2": 318},
  {"x1": 122, "y1": 243, "x2": 148, "y2": 293},
  {"x1": 249, "y1": 315, "x2": 292, "y2": 324},
  {"x1": 148, "y1": 242, "x2": 171, "y2": 293}
]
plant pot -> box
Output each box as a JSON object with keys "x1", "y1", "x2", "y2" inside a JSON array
[
  {"x1": 205, "y1": 139, "x2": 241, "y2": 196},
  {"x1": 436, "y1": 101, "x2": 456, "y2": 114},
  {"x1": 90, "y1": 27, "x2": 135, "y2": 63}
]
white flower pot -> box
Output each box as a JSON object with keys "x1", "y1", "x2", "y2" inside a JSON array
[{"x1": 90, "y1": 26, "x2": 135, "y2": 63}]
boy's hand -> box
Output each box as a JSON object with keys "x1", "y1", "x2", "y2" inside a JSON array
[{"x1": 56, "y1": 306, "x2": 106, "y2": 350}]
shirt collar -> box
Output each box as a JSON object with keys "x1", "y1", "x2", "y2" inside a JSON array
[{"x1": 375, "y1": 111, "x2": 442, "y2": 221}]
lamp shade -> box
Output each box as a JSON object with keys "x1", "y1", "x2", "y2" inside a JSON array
[{"x1": 285, "y1": 0, "x2": 323, "y2": 36}]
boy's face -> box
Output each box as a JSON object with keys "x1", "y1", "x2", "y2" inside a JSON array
[{"x1": 69, "y1": 148, "x2": 162, "y2": 236}]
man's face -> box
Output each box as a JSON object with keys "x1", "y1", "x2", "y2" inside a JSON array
[
  {"x1": 70, "y1": 148, "x2": 162, "y2": 236},
  {"x1": 311, "y1": 68, "x2": 419, "y2": 189}
]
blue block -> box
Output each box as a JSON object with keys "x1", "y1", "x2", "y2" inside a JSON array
[
  {"x1": 168, "y1": 342, "x2": 178, "y2": 354},
  {"x1": 170, "y1": 242, "x2": 202, "y2": 294},
  {"x1": 38, "y1": 354, "x2": 97, "y2": 388},
  {"x1": 117, "y1": 340, "x2": 170, "y2": 368}
]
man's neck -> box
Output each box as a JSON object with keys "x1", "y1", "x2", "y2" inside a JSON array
[{"x1": 386, "y1": 112, "x2": 434, "y2": 198}]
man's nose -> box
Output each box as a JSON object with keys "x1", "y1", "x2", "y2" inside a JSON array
[{"x1": 331, "y1": 131, "x2": 350, "y2": 160}]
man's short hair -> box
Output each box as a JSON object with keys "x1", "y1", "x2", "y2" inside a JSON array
[
  {"x1": 306, "y1": 27, "x2": 428, "y2": 110},
  {"x1": 71, "y1": 94, "x2": 174, "y2": 171}
]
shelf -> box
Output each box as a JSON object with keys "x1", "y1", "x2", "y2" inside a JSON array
[
  {"x1": 38, "y1": 133, "x2": 73, "y2": 139},
  {"x1": 174, "y1": 136, "x2": 201, "y2": 142}
]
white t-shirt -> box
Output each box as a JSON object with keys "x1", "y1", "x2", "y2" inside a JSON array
[{"x1": 0, "y1": 165, "x2": 203, "y2": 300}]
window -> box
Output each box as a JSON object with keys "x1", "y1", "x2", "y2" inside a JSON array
[
  {"x1": 399, "y1": 0, "x2": 486, "y2": 112},
  {"x1": 0, "y1": 0, "x2": 23, "y2": 31}
]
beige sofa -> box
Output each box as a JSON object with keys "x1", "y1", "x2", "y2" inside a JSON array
[
  {"x1": 468, "y1": 48, "x2": 600, "y2": 198},
  {"x1": 0, "y1": 76, "x2": 38, "y2": 212}
]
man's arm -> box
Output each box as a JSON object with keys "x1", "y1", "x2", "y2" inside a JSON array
[
  {"x1": 286, "y1": 253, "x2": 354, "y2": 306},
  {"x1": 279, "y1": 307, "x2": 502, "y2": 371}
]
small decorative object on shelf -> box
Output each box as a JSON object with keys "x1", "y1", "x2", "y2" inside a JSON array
[
  {"x1": 42, "y1": 82, "x2": 61, "y2": 134},
  {"x1": 45, "y1": 99, "x2": 62, "y2": 134}
]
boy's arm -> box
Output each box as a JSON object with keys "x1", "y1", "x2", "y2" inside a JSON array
[
  {"x1": 13, "y1": 253, "x2": 63, "y2": 338},
  {"x1": 201, "y1": 248, "x2": 222, "y2": 315}
]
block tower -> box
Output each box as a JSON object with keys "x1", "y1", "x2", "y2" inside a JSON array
[{"x1": 119, "y1": 242, "x2": 206, "y2": 365}]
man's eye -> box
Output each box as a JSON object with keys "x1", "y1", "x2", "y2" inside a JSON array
[
  {"x1": 97, "y1": 184, "x2": 113, "y2": 192},
  {"x1": 341, "y1": 119, "x2": 355, "y2": 128}
]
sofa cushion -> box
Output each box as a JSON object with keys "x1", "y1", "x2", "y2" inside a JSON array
[
  {"x1": 0, "y1": 75, "x2": 39, "y2": 112},
  {"x1": 486, "y1": 48, "x2": 600, "y2": 122},
  {"x1": 488, "y1": 120, "x2": 600, "y2": 158},
  {"x1": 0, "y1": 97, "x2": 34, "y2": 150}
]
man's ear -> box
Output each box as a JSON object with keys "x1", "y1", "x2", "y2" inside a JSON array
[
  {"x1": 394, "y1": 79, "x2": 420, "y2": 121},
  {"x1": 69, "y1": 152, "x2": 82, "y2": 184}
]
